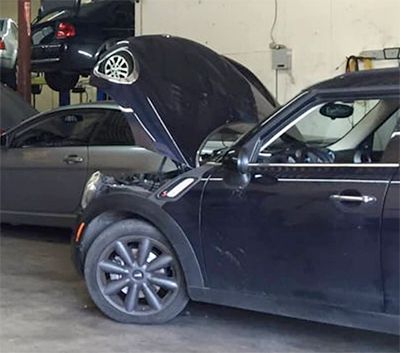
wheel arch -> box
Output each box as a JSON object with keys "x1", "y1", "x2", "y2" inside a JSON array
[{"x1": 75, "y1": 192, "x2": 205, "y2": 289}]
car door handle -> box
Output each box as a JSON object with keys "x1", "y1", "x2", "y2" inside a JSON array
[
  {"x1": 329, "y1": 194, "x2": 377, "y2": 204},
  {"x1": 63, "y1": 155, "x2": 84, "y2": 165}
]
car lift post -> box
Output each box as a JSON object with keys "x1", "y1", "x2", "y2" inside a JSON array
[
  {"x1": 59, "y1": 91, "x2": 71, "y2": 106},
  {"x1": 97, "y1": 89, "x2": 107, "y2": 101},
  {"x1": 17, "y1": 0, "x2": 31, "y2": 103}
]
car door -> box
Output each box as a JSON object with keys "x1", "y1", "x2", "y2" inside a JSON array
[
  {"x1": 0, "y1": 109, "x2": 102, "y2": 224},
  {"x1": 88, "y1": 109, "x2": 175, "y2": 177},
  {"x1": 380, "y1": 126, "x2": 400, "y2": 315},
  {"x1": 201, "y1": 96, "x2": 399, "y2": 313}
]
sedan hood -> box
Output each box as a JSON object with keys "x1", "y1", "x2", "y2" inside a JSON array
[{"x1": 91, "y1": 35, "x2": 276, "y2": 167}]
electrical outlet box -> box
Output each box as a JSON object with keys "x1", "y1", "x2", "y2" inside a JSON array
[{"x1": 271, "y1": 47, "x2": 292, "y2": 70}]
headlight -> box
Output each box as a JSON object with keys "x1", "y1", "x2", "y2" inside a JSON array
[{"x1": 81, "y1": 171, "x2": 103, "y2": 209}]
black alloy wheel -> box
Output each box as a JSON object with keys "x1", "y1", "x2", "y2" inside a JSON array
[{"x1": 84, "y1": 219, "x2": 189, "y2": 324}]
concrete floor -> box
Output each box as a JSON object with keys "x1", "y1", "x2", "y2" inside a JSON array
[{"x1": 0, "y1": 225, "x2": 399, "y2": 353}]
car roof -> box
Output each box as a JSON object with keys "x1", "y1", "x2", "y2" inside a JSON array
[
  {"x1": 307, "y1": 68, "x2": 400, "y2": 93},
  {"x1": 47, "y1": 101, "x2": 120, "y2": 113}
]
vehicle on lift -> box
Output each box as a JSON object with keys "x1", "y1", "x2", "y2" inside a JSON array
[
  {"x1": 0, "y1": 18, "x2": 18, "y2": 88},
  {"x1": 0, "y1": 102, "x2": 178, "y2": 228},
  {"x1": 0, "y1": 84, "x2": 38, "y2": 132},
  {"x1": 72, "y1": 36, "x2": 399, "y2": 334},
  {"x1": 31, "y1": 0, "x2": 135, "y2": 92}
]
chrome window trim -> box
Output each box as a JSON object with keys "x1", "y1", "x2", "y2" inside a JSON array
[
  {"x1": 277, "y1": 178, "x2": 388, "y2": 184},
  {"x1": 201, "y1": 177, "x2": 394, "y2": 183},
  {"x1": 93, "y1": 47, "x2": 139, "y2": 85},
  {"x1": 248, "y1": 163, "x2": 399, "y2": 168}
]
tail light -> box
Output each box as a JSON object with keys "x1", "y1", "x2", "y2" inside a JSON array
[
  {"x1": 0, "y1": 38, "x2": 5, "y2": 50},
  {"x1": 55, "y1": 22, "x2": 76, "y2": 39}
]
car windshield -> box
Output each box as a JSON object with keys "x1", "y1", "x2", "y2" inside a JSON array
[{"x1": 274, "y1": 100, "x2": 380, "y2": 148}]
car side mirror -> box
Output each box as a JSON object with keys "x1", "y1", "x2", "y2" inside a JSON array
[{"x1": 221, "y1": 146, "x2": 252, "y2": 189}]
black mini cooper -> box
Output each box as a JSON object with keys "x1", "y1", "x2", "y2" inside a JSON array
[{"x1": 72, "y1": 35, "x2": 399, "y2": 334}]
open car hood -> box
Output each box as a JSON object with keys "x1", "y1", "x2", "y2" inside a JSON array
[{"x1": 91, "y1": 35, "x2": 276, "y2": 167}]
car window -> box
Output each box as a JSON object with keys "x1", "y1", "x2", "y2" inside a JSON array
[
  {"x1": 372, "y1": 109, "x2": 399, "y2": 152},
  {"x1": 35, "y1": 9, "x2": 71, "y2": 24},
  {"x1": 372, "y1": 109, "x2": 399, "y2": 163},
  {"x1": 12, "y1": 110, "x2": 104, "y2": 148},
  {"x1": 90, "y1": 110, "x2": 135, "y2": 146},
  {"x1": 0, "y1": 20, "x2": 5, "y2": 33},
  {"x1": 258, "y1": 98, "x2": 399, "y2": 164},
  {"x1": 10, "y1": 23, "x2": 18, "y2": 38},
  {"x1": 198, "y1": 122, "x2": 255, "y2": 165},
  {"x1": 288, "y1": 100, "x2": 379, "y2": 146}
]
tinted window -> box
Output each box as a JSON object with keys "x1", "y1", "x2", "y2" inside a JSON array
[
  {"x1": 0, "y1": 20, "x2": 5, "y2": 33},
  {"x1": 12, "y1": 110, "x2": 103, "y2": 148},
  {"x1": 90, "y1": 110, "x2": 135, "y2": 146}
]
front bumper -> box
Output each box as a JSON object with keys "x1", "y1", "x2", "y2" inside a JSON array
[
  {"x1": 71, "y1": 214, "x2": 86, "y2": 277},
  {"x1": 0, "y1": 55, "x2": 15, "y2": 70}
]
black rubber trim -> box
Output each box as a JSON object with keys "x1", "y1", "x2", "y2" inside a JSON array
[{"x1": 189, "y1": 286, "x2": 400, "y2": 335}]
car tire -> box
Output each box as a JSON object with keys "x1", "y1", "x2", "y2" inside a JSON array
[
  {"x1": 44, "y1": 72, "x2": 79, "y2": 92},
  {"x1": 0, "y1": 67, "x2": 16, "y2": 89},
  {"x1": 84, "y1": 218, "x2": 189, "y2": 324}
]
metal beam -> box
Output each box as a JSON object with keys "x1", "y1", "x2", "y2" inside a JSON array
[{"x1": 17, "y1": 0, "x2": 32, "y2": 103}]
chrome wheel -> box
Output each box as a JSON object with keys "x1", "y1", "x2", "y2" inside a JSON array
[
  {"x1": 96, "y1": 235, "x2": 180, "y2": 315},
  {"x1": 104, "y1": 54, "x2": 130, "y2": 79}
]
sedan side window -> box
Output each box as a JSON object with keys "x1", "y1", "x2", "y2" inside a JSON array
[
  {"x1": 11, "y1": 23, "x2": 18, "y2": 38},
  {"x1": 259, "y1": 98, "x2": 399, "y2": 164},
  {"x1": 90, "y1": 110, "x2": 136, "y2": 146},
  {"x1": 12, "y1": 111, "x2": 103, "y2": 148}
]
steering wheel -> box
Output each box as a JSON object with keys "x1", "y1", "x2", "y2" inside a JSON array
[{"x1": 298, "y1": 147, "x2": 335, "y2": 163}]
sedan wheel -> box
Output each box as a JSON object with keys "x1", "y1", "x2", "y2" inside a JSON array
[
  {"x1": 104, "y1": 53, "x2": 131, "y2": 79},
  {"x1": 84, "y1": 219, "x2": 188, "y2": 323}
]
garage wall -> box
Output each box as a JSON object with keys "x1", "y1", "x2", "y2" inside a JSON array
[{"x1": 136, "y1": 0, "x2": 400, "y2": 103}]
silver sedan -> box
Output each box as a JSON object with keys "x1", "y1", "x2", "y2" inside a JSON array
[
  {"x1": 0, "y1": 18, "x2": 18, "y2": 87},
  {"x1": 0, "y1": 102, "x2": 175, "y2": 227}
]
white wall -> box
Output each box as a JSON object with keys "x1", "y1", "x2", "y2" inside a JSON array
[{"x1": 136, "y1": 0, "x2": 400, "y2": 103}]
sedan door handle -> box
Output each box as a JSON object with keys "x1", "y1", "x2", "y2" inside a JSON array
[
  {"x1": 329, "y1": 194, "x2": 377, "y2": 204},
  {"x1": 63, "y1": 154, "x2": 84, "y2": 165}
]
